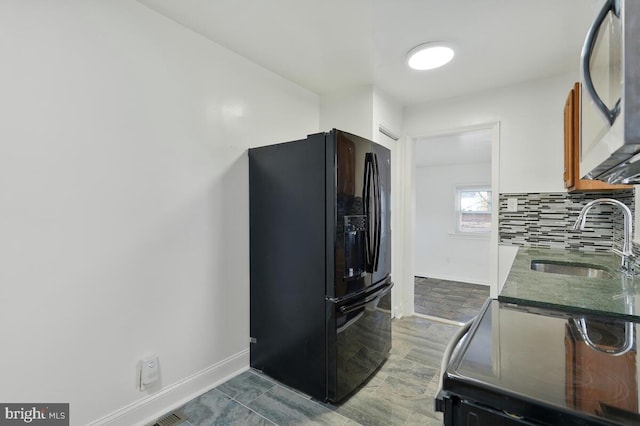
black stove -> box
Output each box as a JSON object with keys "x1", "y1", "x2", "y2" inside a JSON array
[{"x1": 437, "y1": 299, "x2": 640, "y2": 425}]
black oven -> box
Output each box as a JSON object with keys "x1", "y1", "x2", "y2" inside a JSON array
[{"x1": 437, "y1": 299, "x2": 640, "y2": 425}]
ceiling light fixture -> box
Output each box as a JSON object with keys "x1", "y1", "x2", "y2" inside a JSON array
[{"x1": 407, "y1": 42, "x2": 454, "y2": 71}]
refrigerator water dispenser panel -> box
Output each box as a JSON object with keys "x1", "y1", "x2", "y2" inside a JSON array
[{"x1": 344, "y1": 215, "x2": 366, "y2": 279}]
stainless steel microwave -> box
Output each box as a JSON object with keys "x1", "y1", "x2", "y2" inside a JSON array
[{"x1": 580, "y1": 0, "x2": 640, "y2": 184}]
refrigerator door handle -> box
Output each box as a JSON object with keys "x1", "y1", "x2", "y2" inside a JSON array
[
  {"x1": 339, "y1": 282, "x2": 393, "y2": 314},
  {"x1": 363, "y1": 153, "x2": 375, "y2": 271},
  {"x1": 372, "y1": 153, "x2": 382, "y2": 271}
]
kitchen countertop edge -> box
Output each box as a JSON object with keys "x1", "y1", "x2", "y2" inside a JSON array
[{"x1": 498, "y1": 246, "x2": 639, "y2": 320}]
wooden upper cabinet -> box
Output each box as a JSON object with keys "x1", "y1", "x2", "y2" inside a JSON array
[
  {"x1": 564, "y1": 82, "x2": 631, "y2": 191},
  {"x1": 564, "y1": 84, "x2": 576, "y2": 189}
]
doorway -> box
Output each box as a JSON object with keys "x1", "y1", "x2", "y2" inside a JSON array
[{"x1": 413, "y1": 127, "x2": 496, "y2": 323}]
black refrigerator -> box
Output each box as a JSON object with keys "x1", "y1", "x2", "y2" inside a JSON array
[{"x1": 249, "y1": 129, "x2": 393, "y2": 402}]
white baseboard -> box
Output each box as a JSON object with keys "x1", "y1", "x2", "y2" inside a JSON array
[
  {"x1": 88, "y1": 349, "x2": 250, "y2": 426},
  {"x1": 414, "y1": 272, "x2": 490, "y2": 287}
]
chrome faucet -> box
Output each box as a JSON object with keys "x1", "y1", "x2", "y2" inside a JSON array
[
  {"x1": 572, "y1": 317, "x2": 635, "y2": 356},
  {"x1": 572, "y1": 198, "x2": 636, "y2": 276}
]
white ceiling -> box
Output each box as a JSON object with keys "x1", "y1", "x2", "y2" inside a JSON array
[{"x1": 138, "y1": 0, "x2": 602, "y2": 106}]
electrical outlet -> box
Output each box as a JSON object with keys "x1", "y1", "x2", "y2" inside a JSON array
[
  {"x1": 139, "y1": 355, "x2": 159, "y2": 391},
  {"x1": 507, "y1": 198, "x2": 518, "y2": 212}
]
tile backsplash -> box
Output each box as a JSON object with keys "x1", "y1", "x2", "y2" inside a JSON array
[{"x1": 499, "y1": 189, "x2": 635, "y2": 253}]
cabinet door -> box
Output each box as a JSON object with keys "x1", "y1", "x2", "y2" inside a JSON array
[
  {"x1": 563, "y1": 86, "x2": 576, "y2": 189},
  {"x1": 564, "y1": 82, "x2": 630, "y2": 191}
]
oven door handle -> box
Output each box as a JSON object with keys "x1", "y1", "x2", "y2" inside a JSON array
[
  {"x1": 339, "y1": 282, "x2": 393, "y2": 314},
  {"x1": 435, "y1": 315, "x2": 476, "y2": 410},
  {"x1": 581, "y1": 0, "x2": 621, "y2": 125}
]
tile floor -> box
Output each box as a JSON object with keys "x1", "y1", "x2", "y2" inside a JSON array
[
  {"x1": 414, "y1": 277, "x2": 489, "y2": 323},
  {"x1": 157, "y1": 279, "x2": 491, "y2": 426},
  {"x1": 163, "y1": 316, "x2": 459, "y2": 426}
]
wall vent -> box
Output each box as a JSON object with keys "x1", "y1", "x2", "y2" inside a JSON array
[
  {"x1": 378, "y1": 125, "x2": 399, "y2": 141},
  {"x1": 149, "y1": 409, "x2": 187, "y2": 426}
]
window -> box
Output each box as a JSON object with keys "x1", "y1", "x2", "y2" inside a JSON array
[{"x1": 456, "y1": 187, "x2": 491, "y2": 233}]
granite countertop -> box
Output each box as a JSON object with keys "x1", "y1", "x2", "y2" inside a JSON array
[{"x1": 498, "y1": 246, "x2": 640, "y2": 320}]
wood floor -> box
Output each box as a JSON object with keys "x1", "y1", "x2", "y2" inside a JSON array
[
  {"x1": 163, "y1": 316, "x2": 459, "y2": 426},
  {"x1": 414, "y1": 277, "x2": 489, "y2": 323},
  {"x1": 158, "y1": 279, "x2": 486, "y2": 425}
]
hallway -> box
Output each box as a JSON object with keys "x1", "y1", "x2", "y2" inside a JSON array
[{"x1": 414, "y1": 277, "x2": 489, "y2": 323}]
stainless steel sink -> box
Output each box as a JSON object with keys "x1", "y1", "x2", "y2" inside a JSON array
[{"x1": 530, "y1": 260, "x2": 613, "y2": 279}]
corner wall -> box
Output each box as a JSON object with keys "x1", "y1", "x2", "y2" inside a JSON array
[
  {"x1": 403, "y1": 73, "x2": 577, "y2": 297},
  {"x1": 0, "y1": 2, "x2": 319, "y2": 424},
  {"x1": 319, "y1": 86, "x2": 374, "y2": 138},
  {"x1": 404, "y1": 73, "x2": 577, "y2": 193},
  {"x1": 319, "y1": 87, "x2": 409, "y2": 317}
]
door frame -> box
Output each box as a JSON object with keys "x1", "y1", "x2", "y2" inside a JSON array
[{"x1": 394, "y1": 122, "x2": 500, "y2": 318}]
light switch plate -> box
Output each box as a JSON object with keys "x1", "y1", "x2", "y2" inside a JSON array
[{"x1": 507, "y1": 198, "x2": 518, "y2": 212}]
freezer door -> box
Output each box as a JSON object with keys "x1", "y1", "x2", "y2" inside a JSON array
[{"x1": 326, "y1": 281, "x2": 393, "y2": 402}]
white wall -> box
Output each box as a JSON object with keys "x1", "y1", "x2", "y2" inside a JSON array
[
  {"x1": 404, "y1": 73, "x2": 577, "y2": 193},
  {"x1": 0, "y1": 1, "x2": 319, "y2": 425},
  {"x1": 373, "y1": 88, "x2": 403, "y2": 143},
  {"x1": 319, "y1": 85, "x2": 403, "y2": 143},
  {"x1": 403, "y1": 73, "x2": 577, "y2": 297},
  {"x1": 415, "y1": 163, "x2": 491, "y2": 285},
  {"x1": 320, "y1": 86, "x2": 374, "y2": 138}
]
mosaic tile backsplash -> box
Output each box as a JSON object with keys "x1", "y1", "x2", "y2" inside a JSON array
[{"x1": 499, "y1": 189, "x2": 635, "y2": 253}]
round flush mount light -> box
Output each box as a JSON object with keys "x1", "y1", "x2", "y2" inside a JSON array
[{"x1": 407, "y1": 42, "x2": 454, "y2": 70}]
